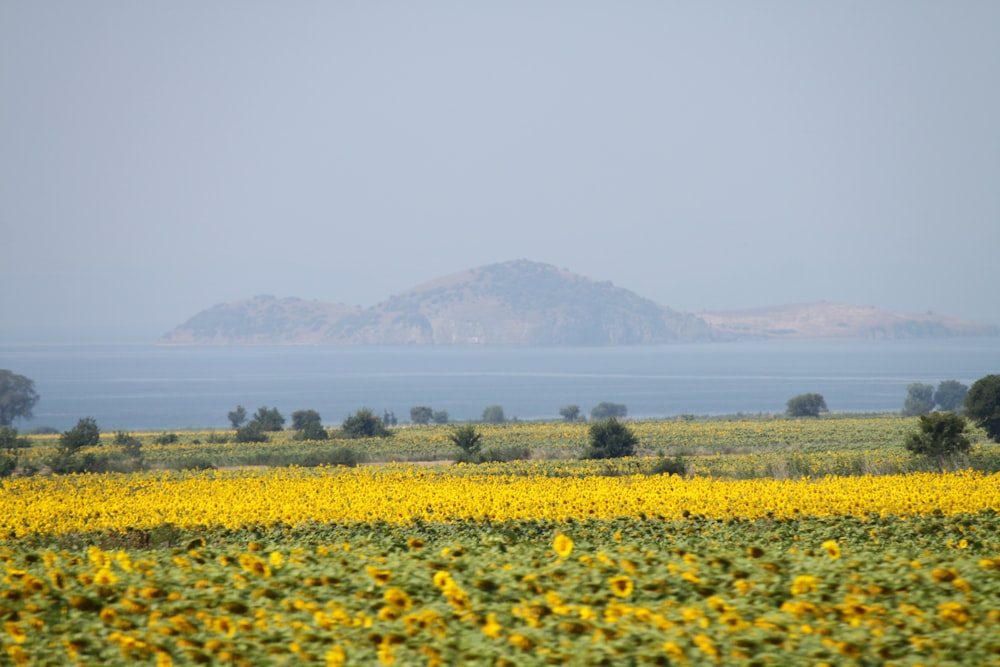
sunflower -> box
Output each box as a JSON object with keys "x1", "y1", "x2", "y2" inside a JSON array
[
  {"x1": 608, "y1": 575, "x2": 634, "y2": 598},
  {"x1": 553, "y1": 533, "x2": 574, "y2": 558}
]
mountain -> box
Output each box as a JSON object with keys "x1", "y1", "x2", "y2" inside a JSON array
[
  {"x1": 699, "y1": 302, "x2": 999, "y2": 340},
  {"x1": 159, "y1": 260, "x2": 999, "y2": 345}
]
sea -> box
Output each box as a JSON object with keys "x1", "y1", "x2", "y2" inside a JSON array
[{"x1": 2, "y1": 339, "x2": 999, "y2": 432}]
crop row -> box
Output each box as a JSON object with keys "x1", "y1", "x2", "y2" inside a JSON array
[{"x1": 2, "y1": 514, "x2": 998, "y2": 666}]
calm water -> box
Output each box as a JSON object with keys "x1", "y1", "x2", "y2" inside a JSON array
[{"x1": 1, "y1": 339, "x2": 998, "y2": 431}]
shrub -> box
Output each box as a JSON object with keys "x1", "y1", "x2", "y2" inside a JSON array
[
  {"x1": 649, "y1": 455, "x2": 688, "y2": 476},
  {"x1": 584, "y1": 418, "x2": 638, "y2": 459},
  {"x1": 154, "y1": 432, "x2": 179, "y2": 445},
  {"x1": 905, "y1": 412, "x2": 971, "y2": 464},
  {"x1": 342, "y1": 408, "x2": 392, "y2": 439},
  {"x1": 449, "y1": 425, "x2": 483, "y2": 456},
  {"x1": 235, "y1": 421, "x2": 268, "y2": 443}
]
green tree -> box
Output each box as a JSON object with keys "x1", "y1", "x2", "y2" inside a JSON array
[
  {"x1": 48, "y1": 417, "x2": 104, "y2": 474},
  {"x1": 0, "y1": 370, "x2": 39, "y2": 426},
  {"x1": 60, "y1": 417, "x2": 101, "y2": 454},
  {"x1": 410, "y1": 406, "x2": 434, "y2": 425},
  {"x1": 902, "y1": 382, "x2": 935, "y2": 416},
  {"x1": 432, "y1": 410, "x2": 449, "y2": 424},
  {"x1": 228, "y1": 405, "x2": 248, "y2": 429},
  {"x1": 590, "y1": 402, "x2": 627, "y2": 420},
  {"x1": 0, "y1": 426, "x2": 30, "y2": 478},
  {"x1": 481, "y1": 405, "x2": 505, "y2": 424},
  {"x1": 252, "y1": 406, "x2": 285, "y2": 432},
  {"x1": 905, "y1": 412, "x2": 971, "y2": 465},
  {"x1": 448, "y1": 425, "x2": 483, "y2": 457},
  {"x1": 559, "y1": 405, "x2": 581, "y2": 422},
  {"x1": 342, "y1": 408, "x2": 392, "y2": 439},
  {"x1": 291, "y1": 409, "x2": 328, "y2": 441},
  {"x1": 235, "y1": 421, "x2": 268, "y2": 443},
  {"x1": 965, "y1": 374, "x2": 1000, "y2": 442},
  {"x1": 786, "y1": 393, "x2": 827, "y2": 418},
  {"x1": 934, "y1": 380, "x2": 968, "y2": 412},
  {"x1": 584, "y1": 418, "x2": 638, "y2": 459}
]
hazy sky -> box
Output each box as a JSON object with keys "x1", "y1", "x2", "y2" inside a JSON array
[{"x1": 2, "y1": 2, "x2": 998, "y2": 343}]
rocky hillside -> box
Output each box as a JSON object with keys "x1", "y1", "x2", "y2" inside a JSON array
[
  {"x1": 160, "y1": 260, "x2": 720, "y2": 345},
  {"x1": 160, "y1": 260, "x2": 998, "y2": 345}
]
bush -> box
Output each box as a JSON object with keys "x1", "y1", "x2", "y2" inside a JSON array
[
  {"x1": 648, "y1": 456, "x2": 688, "y2": 476},
  {"x1": 965, "y1": 374, "x2": 1000, "y2": 442},
  {"x1": 786, "y1": 393, "x2": 828, "y2": 418},
  {"x1": 342, "y1": 408, "x2": 392, "y2": 439},
  {"x1": 432, "y1": 410, "x2": 449, "y2": 424},
  {"x1": 449, "y1": 425, "x2": 483, "y2": 456},
  {"x1": 905, "y1": 412, "x2": 971, "y2": 466},
  {"x1": 584, "y1": 418, "x2": 638, "y2": 459},
  {"x1": 60, "y1": 417, "x2": 100, "y2": 453},
  {"x1": 235, "y1": 421, "x2": 268, "y2": 443},
  {"x1": 154, "y1": 432, "x2": 179, "y2": 445}
]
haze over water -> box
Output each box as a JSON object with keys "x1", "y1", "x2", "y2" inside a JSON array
[{"x1": 3, "y1": 339, "x2": 998, "y2": 431}]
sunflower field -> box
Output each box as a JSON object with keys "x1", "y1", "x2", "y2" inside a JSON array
[{"x1": 2, "y1": 416, "x2": 1000, "y2": 665}]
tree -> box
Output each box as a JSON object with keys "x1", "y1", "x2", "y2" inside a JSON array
[
  {"x1": 905, "y1": 412, "x2": 971, "y2": 465},
  {"x1": 965, "y1": 374, "x2": 1000, "y2": 442},
  {"x1": 590, "y1": 402, "x2": 627, "y2": 420},
  {"x1": 584, "y1": 418, "x2": 638, "y2": 459},
  {"x1": 432, "y1": 410, "x2": 449, "y2": 424},
  {"x1": 448, "y1": 425, "x2": 483, "y2": 456},
  {"x1": 228, "y1": 405, "x2": 248, "y2": 429},
  {"x1": 410, "y1": 406, "x2": 434, "y2": 425},
  {"x1": 291, "y1": 409, "x2": 328, "y2": 441},
  {"x1": 786, "y1": 393, "x2": 827, "y2": 418},
  {"x1": 481, "y1": 405, "x2": 505, "y2": 424},
  {"x1": 934, "y1": 380, "x2": 968, "y2": 412},
  {"x1": 60, "y1": 417, "x2": 101, "y2": 454},
  {"x1": 342, "y1": 408, "x2": 392, "y2": 439},
  {"x1": 0, "y1": 370, "x2": 39, "y2": 426},
  {"x1": 902, "y1": 382, "x2": 935, "y2": 417},
  {"x1": 48, "y1": 417, "x2": 104, "y2": 474},
  {"x1": 252, "y1": 406, "x2": 285, "y2": 432},
  {"x1": 559, "y1": 405, "x2": 581, "y2": 423},
  {"x1": 0, "y1": 426, "x2": 30, "y2": 478},
  {"x1": 235, "y1": 421, "x2": 268, "y2": 443}
]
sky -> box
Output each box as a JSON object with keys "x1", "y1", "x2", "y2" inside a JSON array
[{"x1": 2, "y1": 2, "x2": 999, "y2": 343}]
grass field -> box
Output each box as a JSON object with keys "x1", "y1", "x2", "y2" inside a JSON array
[{"x1": 2, "y1": 416, "x2": 999, "y2": 665}]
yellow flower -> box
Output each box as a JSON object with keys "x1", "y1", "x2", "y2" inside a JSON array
[
  {"x1": 662, "y1": 641, "x2": 685, "y2": 661},
  {"x1": 820, "y1": 540, "x2": 841, "y2": 560},
  {"x1": 367, "y1": 566, "x2": 392, "y2": 586},
  {"x1": 609, "y1": 575, "x2": 634, "y2": 598},
  {"x1": 790, "y1": 575, "x2": 821, "y2": 596},
  {"x1": 509, "y1": 633, "x2": 533, "y2": 650},
  {"x1": 553, "y1": 533, "x2": 574, "y2": 558},
  {"x1": 383, "y1": 587, "x2": 412, "y2": 611},
  {"x1": 482, "y1": 612, "x2": 503, "y2": 639},
  {"x1": 326, "y1": 646, "x2": 347, "y2": 667}
]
